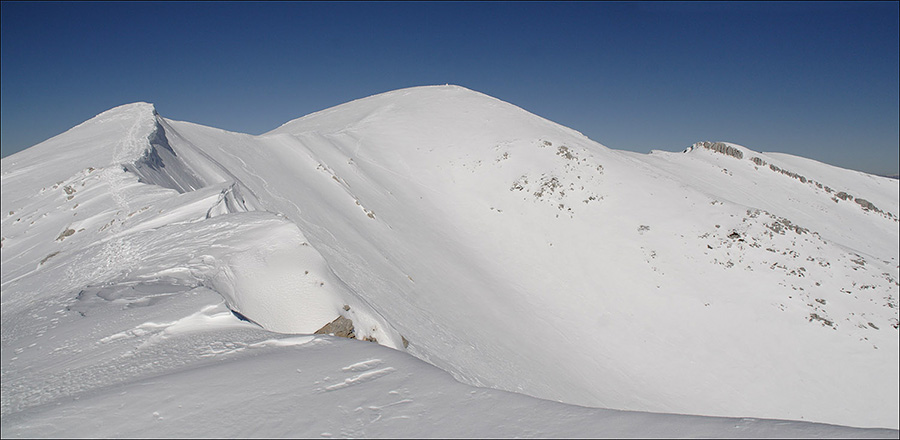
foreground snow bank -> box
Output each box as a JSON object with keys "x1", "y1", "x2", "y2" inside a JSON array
[{"x1": 3, "y1": 316, "x2": 896, "y2": 438}]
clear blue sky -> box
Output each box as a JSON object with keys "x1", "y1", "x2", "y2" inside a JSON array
[{"x1": 2, "y1": 1, "x2": 898, "y2": 175}]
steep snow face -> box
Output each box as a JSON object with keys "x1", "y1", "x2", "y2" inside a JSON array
[{"x1": 2, "y1": 86, "x2": 898, "y2": 433}]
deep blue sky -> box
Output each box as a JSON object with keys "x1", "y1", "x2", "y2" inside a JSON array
[{"x1": 2, "y1": 2, "x2": 898, "y2": 175}]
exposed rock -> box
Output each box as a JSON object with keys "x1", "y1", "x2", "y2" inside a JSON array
[
  {"x1": 765, "y1": 216, "x2": 809, "y2": 235},
  {"x1": 40, "y1": 251, "x2": 60, "y2": 265},
  {"x1": 556, "y1": 145, "x2": 575, "y2": 160},
  {"x1": 855, "y1": 198, "x2": 879, "y2": 212},
  {"x1": 56, "y1": 228, "x2": 76, "y2": 241},
  {"x1": 63, "y1": 185, "x2": 76, "y2": 200},
  {"x1": 809, "y1": 312, "x2": 834, "y2": 328},
  {"x1": 315, "y1": 315, "x2": 356, "y2": 339},
  {"x1": 695, "y1": 141, "x2": 744, "y2": 159},
  {"x1": 768, "y1": 164, "x2": 808, "y2": 183}
]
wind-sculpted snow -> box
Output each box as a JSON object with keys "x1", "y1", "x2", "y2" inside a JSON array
[
  {"x1": 2, "y1": 85, "x2": 898, "y2": 436},
  {"x1": 1, "y1": 101, "x2": 401, "y2": 342},
  {"x1": 123, "y1": 118, "x2": 205, "y2": 193}
]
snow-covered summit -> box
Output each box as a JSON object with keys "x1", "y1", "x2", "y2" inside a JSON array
[
  {"x1": 88, "y1": 101, "x2": 158, "y2": 122},
  {"x1": 1, "y1": 102, "x2": 162, "y2": 207},
  {"x1": 6, "y1": 101, "x2": 159, "y2": 166},
  {"x1": 269, "y1": 84, "x2": 591, "y2": 144},
  {"x1": 2, "y1": 87, "x2": 898, "y2": 436}
]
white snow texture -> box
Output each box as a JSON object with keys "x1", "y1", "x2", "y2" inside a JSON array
[{"x1": 1, "y1": 85, "x2": 898, "y2": 438}]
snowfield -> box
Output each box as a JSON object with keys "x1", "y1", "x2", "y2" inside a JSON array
[{"x1": 2, "y1": 85, "x2": 898, "y2": 437}]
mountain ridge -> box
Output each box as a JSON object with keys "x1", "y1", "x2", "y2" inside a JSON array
[{"x1": 2, "y1": 86, "x2": 898, "y2": 432}]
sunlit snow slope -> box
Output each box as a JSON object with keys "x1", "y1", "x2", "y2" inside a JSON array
[{"x1": 2, "y1": 85, "x2": 898, "y2": 435}]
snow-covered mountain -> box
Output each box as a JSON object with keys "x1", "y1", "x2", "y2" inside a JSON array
[{"x1": 2, "y1": 85, "x2": 898, "y2": 437}]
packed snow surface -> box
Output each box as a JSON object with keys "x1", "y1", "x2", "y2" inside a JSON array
[{"x1": 2, "y1": 85, "x2": 898, "y2": 437}]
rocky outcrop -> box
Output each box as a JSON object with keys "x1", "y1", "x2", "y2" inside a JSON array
[
  {"x1": 313, "y1": 311, "x2": 409, "y2": 347},
  {"x1": 855, "y1": 198, "x2": 879, "y2": 212},
  {"x1": 695, "y1": 141, "x2": 744, "y2": 159},
  {"x1": 315, "y1": 315, "x2": 357, "y2": 339},
  {"x1": 769, "y1": 164, "x2": 808, "y2": 183}
]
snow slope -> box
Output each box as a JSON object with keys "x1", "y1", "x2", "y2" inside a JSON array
[
  {"x1": 2, "y1": 85, "x2": 898, "y2": 436},
  {"x1": 3, "y1": 293, "x2": 894, "y2": 438}
]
